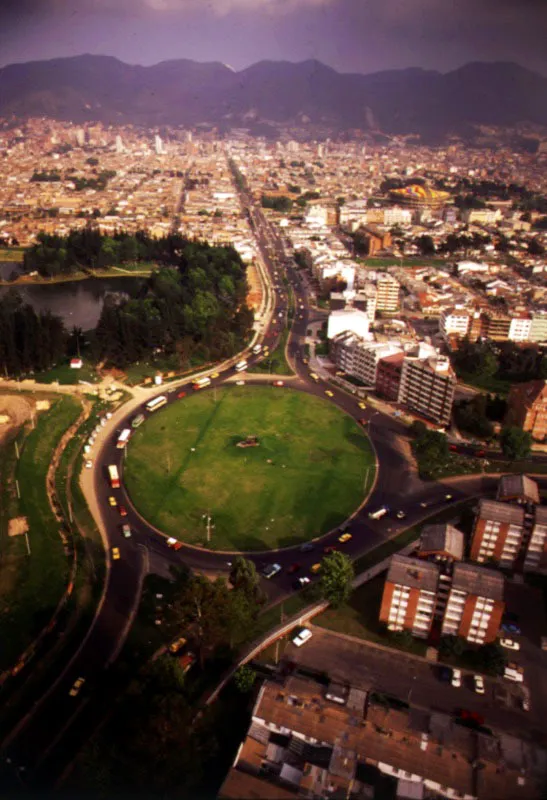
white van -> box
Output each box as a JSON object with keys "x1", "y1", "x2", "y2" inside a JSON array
[
  {"x1": 292, "y1": 627, "x2": 313, "y2": 647},
  {"x1": 368, "y1": 507, "x2": 388, "y2": 520}
]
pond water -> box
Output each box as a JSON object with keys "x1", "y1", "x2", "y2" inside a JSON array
[{"x1": 0, "y1": 276, "x2": 141, "y2": 330}]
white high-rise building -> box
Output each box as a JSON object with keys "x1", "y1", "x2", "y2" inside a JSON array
[
  {"x1": 154, "y1": 135, "x2": 164, "y2": 155},
  {"x1": 115, "y1": 135, "x2": 124, "y2": 154}
]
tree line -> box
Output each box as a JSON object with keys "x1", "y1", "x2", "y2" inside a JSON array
[{"x1": 3, "y1": 231, "x2": 253, "y2": 375}]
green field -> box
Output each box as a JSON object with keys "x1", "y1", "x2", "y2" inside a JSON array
[
  {"x1": 124, "y1": 386, "x2": 374, "y2": 551},
  {"x1": 0, "y1": 394, "x2": 81, "y2": 670}
]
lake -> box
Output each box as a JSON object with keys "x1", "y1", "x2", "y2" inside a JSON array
[{"x1": 0, "y1": 276, "x2": 142, "y2": 330}]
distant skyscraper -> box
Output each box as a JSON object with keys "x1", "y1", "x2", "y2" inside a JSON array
[
  {"x1": 115, "y1": 134, "x2": 124, "y2": 153},
  {"x1": 154, "y1": 134, "x2": 164, "y2": 155},
  {"x1": 75, "y1": 128, "x2": 85, "y2": 147}
]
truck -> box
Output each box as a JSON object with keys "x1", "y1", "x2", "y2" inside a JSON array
[
  {"x1": 108, "y1": 464, "x2": 120, "y2": 489},
  {"x1": 193, "y1": 376, "x2": 211, "y2": 390},
  {"x1": 116, "y1": 428, "x2": 131, "y2": 448}
]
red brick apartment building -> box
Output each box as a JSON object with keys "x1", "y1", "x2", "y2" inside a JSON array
[
  {"x1": 440, "y1": 563, "x2": 505, "y2": 645},
  {"x1": 470, "y1": 499, "x2": 525, "y2": 568},
  {"x1": 506, "y1": 379, "x2": 547, "y2": 441},
  {"x1": 375, "y1": 351, "x2": 403, "y2": 401}
]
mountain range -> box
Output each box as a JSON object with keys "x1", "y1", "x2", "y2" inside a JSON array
[{"x1": 1, "y1": 55, "x2": 546, "y2": 142}]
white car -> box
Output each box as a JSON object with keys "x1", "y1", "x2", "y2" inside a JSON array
[
  {"x1": 85, "y1": 459, "x2": 93, "y2": 469},
  {"x1": 262, "y1": 563, "x2": 282, "y2": 579},
  {"x1": 292, "y1": 627, "x2": 313, "y2": 647},
  {"x1": 473, "y1": 674, "x2": 485, "y2": 695},
  {"x1": 504, "y1": 663, "x2": 524, "y2": 683},
  {"x1": 500, "y1": 638, "x2": 520, "y2": 651},
  {"x1": 451, "y1": 668, "x2": 462, "y2": 688},
  {"x1": 236, "y1": 380, "x2": 245, "y2": 386}
]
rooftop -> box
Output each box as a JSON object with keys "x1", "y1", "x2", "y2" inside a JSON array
[
  {"x1": 477, "y1": 498, "x2": 525, "y2": 526},
  {"x1": 387, "y1": 554, "x2": 440, "y2": 593},
  {"x1": 452, "y1": 562, "x2": 505, "y2": 601},
  {"x1": 419, "y1": 523, "x2": 465, "y2": 561},
  {"x1": 497, "y1": 474, "x2": 540, "y2": 505}
]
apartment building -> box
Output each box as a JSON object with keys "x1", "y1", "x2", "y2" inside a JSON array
[
  {"x1": 419, "y1": 523, "x2": 465, "y2": 561},
  {"x1": 375, "y1": 351, "x2": 404, "y2": 400},
  {"x1": 326, "y1": 308, "x2": 370, "y2": 340},
  {"x1": 441, "y1": 563, "x2": 505, "y2": 645},
  {"x1": 375, "y1": 273, "x2": 400, "y2": 312},
  {"x1": 439, "y1": 306, "x2": 471, "y2": 340},
  {"x1": 330, "y1": 332, "x2": 402, "y2": 387},
  {"x1": 506, "y1": 380, "x2": 547, "y2": 441},
  {"x1": 524, "y1": 505, "x2": 547, "y2": 573},
  {"x1": 497, "y1": 473, "x2": 540, "y2": 505},
  {"x1": 397, "y1": 348, "x2": 456, "y2": 426},
  {"x1": 508, "y1": 314, "x2": 532, "y2": 343},
  {"x1": 380, "y1": 554, "x2": 440, "y2": 639},
  {"x1": 529, "y1": 313, "x2": 547, "y2": 344},
  {"x1": 482, "y1": 312, "x2": 511, "y2": 342},
  {"x1": 470, "y1": 499, "x2": 525, "y2": 568}
]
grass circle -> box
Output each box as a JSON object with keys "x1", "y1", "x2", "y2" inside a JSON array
[{"x1": 124, "y1": 386, "x2": 375, "y2": 551}]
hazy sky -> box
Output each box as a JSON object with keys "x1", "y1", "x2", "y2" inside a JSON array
[{"x1": 0, "y1": 0, "x2": 545, "y2": 75}]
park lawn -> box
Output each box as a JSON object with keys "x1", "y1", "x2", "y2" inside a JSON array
[
  {"x1": 124, "y1": 386, "x2": 374, "y2": 551},
  {"x1": 456, "y1": 371, "x2": 512, "y2": 396},
  {"x1": 314, "y1": 574, "x2": 427, "y2": 657},
  {"x1": 33, "y1": 361, "x2": 100, "y2": 385},
  {"x1": 0, "y1": 394, "x2": 81, "y2": 670}
]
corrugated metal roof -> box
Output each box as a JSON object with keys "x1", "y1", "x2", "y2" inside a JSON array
[
  {"x1": 419, "y1": 524, "x2": 464, "y2": 560},
  {"x1": 452, "y1": 562, "x2": 504, "y2": 601},
  {"x1": 477, "y1": 498, "x2": 524, "y2": 525},
  {"x1": 387, "y1": 554, "x2": 440, "y2": 593}
]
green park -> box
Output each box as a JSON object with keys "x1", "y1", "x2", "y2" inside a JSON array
[{"x1": 124, "y1": 385, "x2": 375, "y2": 551}]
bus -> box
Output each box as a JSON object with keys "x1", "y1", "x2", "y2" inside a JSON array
[
  {"x1": 235, "y1": 359, "x2": 248, "y2": 373},
  {"x1": 193, "y1": 376, "x2": 211, "y2": 390},
  {"x1": 116, "y1": 428, "x2": 131, "y2": 449},
  {"x1": 309, "y1": 372, "x2": 319, "y2": 382},
  {"x1": 252, "y1": 343, "x2": 262, "y2": 355},
  {"x1": 131, "y1": 413, "x2": 145, "y2": 429},
  {"x1": 108, "y1": 465, "x2": 120, "y2": 489},
  {"x1": 145, "y1": 395, "x2": 167, "y2": 413}
]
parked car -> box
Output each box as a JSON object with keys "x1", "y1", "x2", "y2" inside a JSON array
[
  {"x1": 177, "y1": 391, "x2": 186, "y2": 399},
  {"x1": 504, "y1": 662, "x2": 524, "y2": 683},
  {"x1": 473, "y1": 675, "x2": 485, "y2": 695},
  {"x1": 273, "y1": 380, "x2": 285, "y2": 387},
  {"x1": 451, "y1": 669, "x2": 462, "y2": 688},
  {"x1": 500, "y1": 638, "x2": 520, "y2": 651},
  {"x1": 501, "y1": 622, "x2": 521, "y2": 635}
]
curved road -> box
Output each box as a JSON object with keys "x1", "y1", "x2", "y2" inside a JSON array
[{"x1": 1, "y1": 200, "x2": 541, "y2": 789}]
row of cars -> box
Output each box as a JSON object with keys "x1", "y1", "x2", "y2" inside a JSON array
[{"x1": 261, "y1": 531, "x2": 354, "y2": 585}]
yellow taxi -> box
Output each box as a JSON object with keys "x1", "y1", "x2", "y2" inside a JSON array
[
  {"x1": 112, "y1": 547, "x2": 121, "y2": 561},
  {"x1": 108, "y1": 496, "x2": 117, "y2": 507},
  {"x1": 169, "y1": 636, "x2": 187, "y2": 654},
  {"x1": 358, "y1": 401, "x2": 367, "y2": 409},
  {"x1": 325, "y1": 390, "x2": 334, "y2": 398},
  {"x1": 338, "y1": 532, "x2": 352, "y2": 543},
  {"x1": 310, "y1": 563, "x2": 322, "y2": 574},
  {"x1": 211, "y1": 372, "x2": 220, "y2": 379}
]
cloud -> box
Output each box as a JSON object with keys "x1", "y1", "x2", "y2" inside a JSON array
[{"x1": 139, "y1": 0, "x2": 334, "y2": 13}]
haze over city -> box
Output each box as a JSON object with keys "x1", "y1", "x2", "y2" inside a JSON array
[{"x1": 1, "y1": 0, "x2": 546, "y2": 76}]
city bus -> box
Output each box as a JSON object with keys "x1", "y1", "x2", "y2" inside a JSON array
[
  {"x1": 108, "y1": 465, "x2": 120, "y2": 489},
  {"x1": 234, "y1": 359, "x2": 248, "y2": 373},
  {"x1": 145, "y1": 395, "x2": 167, "y2": 413},
  {"x1": 193, "y1": 376, "x2": 211, "y2": 390},
  {"x1": 116, "y1": 428, "x2": 131, "y2": 449},
  {"x1": 116, "y1": 428, "x2": 131, "y2": 450}
]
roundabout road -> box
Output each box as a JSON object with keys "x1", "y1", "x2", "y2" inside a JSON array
[{"x1": 4, "y1": 196, "x2": 546, "y2": 789}]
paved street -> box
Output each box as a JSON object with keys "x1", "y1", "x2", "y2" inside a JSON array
[{"x1": 281, "y1": 625, "x2": 547, "y2": 744}]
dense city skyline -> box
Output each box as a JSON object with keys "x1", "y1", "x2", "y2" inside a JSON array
[{"x1": 1, "y1": 0, "x2": 546, "y2": 77}]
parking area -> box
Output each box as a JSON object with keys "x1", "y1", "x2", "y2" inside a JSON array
[{"x1": 274, "y1": 625, "x2": 546, "y2": 743}]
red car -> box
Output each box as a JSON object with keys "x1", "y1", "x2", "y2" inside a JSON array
[
  {"x1": 287, "y1": 563, "x2": 301, "y2": 574},
  {"x1": 359, "y1": 418, "x2": 367, "y2": 426},
  {"x1": 119, "y1": 505, "x2": 128, "y2": 517},
  {"x1": 323, "y1": 545, "x2": 338, "y2": 555},
  {"x1": 273, "y1": 380, "x2": 285, "y2": 387},
  {"x1": 177, "y1": 391, "x2": 187, "y2": 399}
]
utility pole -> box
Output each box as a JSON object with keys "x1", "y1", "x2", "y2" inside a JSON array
[
  {"x1": 24, "y1": 532, "x2": 31, "y2": 556},
  {"x1": 15, "y1": 479, "x2": 20, "y2": 499},
  {"x1": 15, "y1": 440, "x2": 19, "y2": 460},
  {"x1": 206, "y1": 512, "x2": 213, "y2": 543}
]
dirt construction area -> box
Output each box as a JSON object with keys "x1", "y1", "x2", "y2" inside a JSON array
[{"x1": 0, "y1": 394, "x2": 38, "y2": 445}]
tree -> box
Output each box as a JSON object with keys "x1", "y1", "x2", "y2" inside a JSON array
[
  {"x1": 233, "y1": 665, "x2": 257, "y2": 693},
  {"x1": 319, "y1": 551, "x2": 354, "y2": 607},
  {"x1": 229, "y1": 557, "x2": 260, "y2": 598},
  {"x1": 500, "y1": 426, "x2": 532, "y2": 461},
  {"x1": 409, "y1": 420, "x2": 427, "y2": 438}
]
